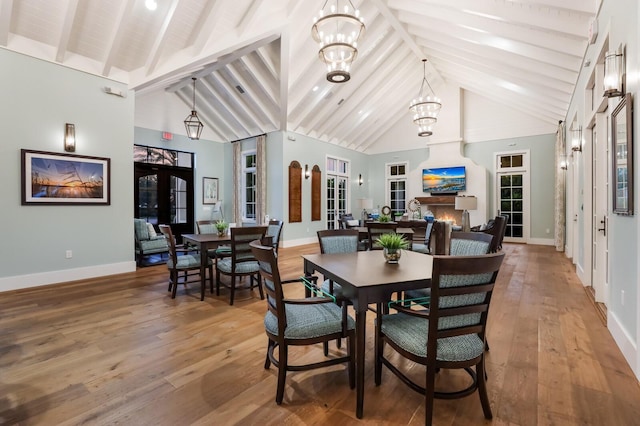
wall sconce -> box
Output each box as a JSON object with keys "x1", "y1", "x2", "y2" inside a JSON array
[
  {"x1": 64, "y1": 123, "x2": 76, "y2": 152},
  {"x1": 304, "y1": 164, "x2": 310, "y2": 179},
  {"x1": 604, "y1": 47, "x2": 624, "y2": 98},
  {"x1": 559, "y1": 154, "x2": 568, "y2": 170},
  {"x1": 571, "y1": 126, "x2": 582, "y2": 152},
  {"x1": 358, "y1": 174, "x2": 363, "y2": 186}
]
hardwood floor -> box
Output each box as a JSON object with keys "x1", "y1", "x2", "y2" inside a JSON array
[{"x1": 1, "y1": 243, "x2": 639, "y2": 425}]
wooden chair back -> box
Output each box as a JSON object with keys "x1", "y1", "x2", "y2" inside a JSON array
[
  {"x1": 196, "y1": 219, "x2": 216, "y2": 234},
  {"x1": 249, "y1": 240, "x2": 284, "y2": 328},
  {"x1": 450, "y1": 232, "x2": 494, "y2": 256},
  {"x1": 266, "y1": 219, "x2": 284, "y2": 254},
  {"x1": 481, "y1": 216, "x2": 507, "y2": 252},
  {"x1": 366, "y1": 222, "x2": 399, "y2": 250}
]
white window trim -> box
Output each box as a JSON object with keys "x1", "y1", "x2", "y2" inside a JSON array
[
  {"x1": 326, "y1": 155, "x2": 351, "y2": 227},
  {"x1": 385, "y1": 161, "x2": 409, "y2": 210},
  {"x1": 242, "y1": 149, "x2": 257, "y2": 223}
]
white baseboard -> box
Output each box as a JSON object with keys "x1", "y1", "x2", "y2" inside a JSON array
[
  {"x1": 527, "y1": 237, "x2": 554, "y2": 246},
  {"x1": 282, "y1": 237, "x2": 317, "y2": 248},
  {"x1": 608, "y1": 310, "x2": 639, "y2": 380},
  {"x1": 0, "y1": 261, "x2": 137, "y2": 293}
]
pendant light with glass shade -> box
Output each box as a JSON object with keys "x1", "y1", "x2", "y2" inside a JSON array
[
  {"x1": 184, "y1": 77, "x2": 204, "y2": 140},
  {"x1": 311, "y1": 0, "x2": 365, "y2": 83},
  {"x1": 409, "y1": 59, "x2": 441, "y2": 137}
]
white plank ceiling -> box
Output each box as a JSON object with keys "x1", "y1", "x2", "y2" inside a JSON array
[{"x1": 0, "y1": 0, "x2": 598, "y2": 152}]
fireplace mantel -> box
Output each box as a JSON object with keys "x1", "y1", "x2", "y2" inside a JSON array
[{"x1": 416, "y1": 196, "x2": 456, "y2": 205}]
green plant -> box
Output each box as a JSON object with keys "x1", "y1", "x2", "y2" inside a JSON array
[
  {"x1": 376, "y1": 232, "x2": 409, "y2": 250},
  {"x1": 378, "y1": 214, "x2": 392, "y2": 223},
  {"x1": 215, "y1": 220, "x2": 228, "y2": 232}
]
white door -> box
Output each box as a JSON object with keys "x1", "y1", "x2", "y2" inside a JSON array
[{"x1": 592, "y1": 115, "x2": 609, "y2": 305}]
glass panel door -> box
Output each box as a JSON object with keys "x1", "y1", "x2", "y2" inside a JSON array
[
  {"x1": 326, "y1": 175, "x2": 348, "y2": 229},
  {"x1": 498, "y1": 172, "x2": 524, "y2": 240}
]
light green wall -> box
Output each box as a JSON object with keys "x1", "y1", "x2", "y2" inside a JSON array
[
  {"x1": 0, "y1": 48, "x2": 134, "y2": 286},
  {"x1": 368, "y1": 134, "x2": 556, "y2": 239},
  {"x1": 464, "y1": 134, "x2": 556, "y2": 239}
]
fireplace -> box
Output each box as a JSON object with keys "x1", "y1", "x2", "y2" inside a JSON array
[{"x1": 416, "y1": 196, "x2": 462, "y2": 225}]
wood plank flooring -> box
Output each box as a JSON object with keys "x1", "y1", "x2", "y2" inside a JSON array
[{"x1": 1, "y1": 243, "x2": 639, "y2": 425}]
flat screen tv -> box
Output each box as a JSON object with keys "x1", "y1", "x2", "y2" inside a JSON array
[{"x1": 422, "y1": 166, "x2": 466, "y2": 193}]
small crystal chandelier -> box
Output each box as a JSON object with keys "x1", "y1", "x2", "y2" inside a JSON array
[
  {"x1": 311, "y1": 1, "x2": 365, "y2": 83},
  {"x1": 184, "y1": 77, "x2": 204, "y2": 140},
  {"x1": 409, "y1": 59, "x2": 441, "y2": 137}
]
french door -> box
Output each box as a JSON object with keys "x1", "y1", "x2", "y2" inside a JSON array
[
  {"x1": 135, "y1": 163, "x2": 194, "y2": 241},
  {"x1": 496, "y1": 151, "x2": 529, "y2": 243},
  {"x1": 326, "y1": 175, "x2": 347, "y2": 229}
]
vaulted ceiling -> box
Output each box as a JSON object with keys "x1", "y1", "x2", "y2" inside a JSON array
[{"x1": 1, "y1": 0, "x2": 598, "y2": 152}]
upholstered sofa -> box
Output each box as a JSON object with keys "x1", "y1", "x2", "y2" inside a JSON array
[{"x1": 134, "y1": 218, "x2": 169, "y2": 266}]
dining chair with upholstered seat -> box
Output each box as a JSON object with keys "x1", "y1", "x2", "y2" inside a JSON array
[
  {"x1": 196, "y1": 219, "x2": 232, "y2": 262},
  {"x1": 215, "y1": 226, "x2": 267, "y2": 305},
  {"x1": 366, "y1": 222, "x2": 399, "y2": 250},
  {"x1": 249, "y1": 239, "x2": 355, "y2": 405},
  {"x1": 411, "y1": 221, "x2": 434, "y2": 254},
  {"x1": 267, "y1": 219, "x2": 284, "y2": 254},
  {"x1": 159, "y1": 224, "x2": 213, "y2": 300},
  {"x1": 316, "y1": 229, "x2": 360, "y2": 352},
  {"x1": 375, "y1": 252, "x2": 506, "y2": 425},
  {"x1": 404, "y1": 232, "x2": 493, "y2": 304}
]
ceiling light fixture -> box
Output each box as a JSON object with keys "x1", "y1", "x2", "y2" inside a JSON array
[
  {"x1": 184, "y1": 77, "x2": 204, "y2": 140},
  {"x1": 409, "y1": 59, "x2": 441, "y2": 137},
  {"x1": 145, "y1": 0, "x2": 157, "y2": 11},
  {"x1": 311, "y1": 0, "x2": 365, "y2": 83}
]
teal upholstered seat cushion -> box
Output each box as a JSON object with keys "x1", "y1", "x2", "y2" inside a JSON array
[
  {"x1": 216, "y1": 257, "x2": 259, "y2": 274},
  {"x1": 412, "y1": 243, "x2": 430, "y2": 254},
  {"x1": 380, "y1": 313, "x2": 484, "y2": 361},
  {"x1": 264, "y1": 302, "x2": 355, "y2": 339},
  {"x1": 167, "y1": 254, "x2": 211, "y2": 270}
]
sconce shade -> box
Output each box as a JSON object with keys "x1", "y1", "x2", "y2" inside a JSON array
[
  {"x1": 64, "y1": 123, "x2": 76, "y2": 152},
  {"x1": 358, "y1": 174, "x2": 363, "y2": 185},
  {"x1": 560, "y1": 156, "x2": 568, "y2": 170},
  {"x1": 604, "y1": 48, "x2": 624, "y2": 98},
  {"x1": 454, "y1": 196, "x2": 477, "y2": 211},
  {"x1": 571, "y1": 126, "x2": 582, "y2": 152},
  {"x1": 184, "y1": 77, "x2": 204, "y2": 140},
  {"x1": 305, "y1": 164, "x2": 310, "y2": 179}
]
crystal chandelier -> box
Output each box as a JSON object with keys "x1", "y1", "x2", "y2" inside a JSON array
[
  {"x1": 311, "y1": 1, "x2": 365, "y2": 83},
  {"x1": 184, "y1": 77, "x2": 204, "y2": 140},
  {"x1": 409, "y1": 59, "x2": 441, "y2": 137}
]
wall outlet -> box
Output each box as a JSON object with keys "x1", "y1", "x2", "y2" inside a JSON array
[
  {"x1": 66, "y1": 250, "x2": 72, "y2": 259},
  {"x1": 621, "y1": 290, "x2": 625, "y2": 306}
]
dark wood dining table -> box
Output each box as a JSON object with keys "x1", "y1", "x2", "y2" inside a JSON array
[
  {"x1": 302, "y1": 250, "x2": 433, "y2": 419},
  {"x1": 181, "y1": 233, "x2": 231, "y2": 294}
]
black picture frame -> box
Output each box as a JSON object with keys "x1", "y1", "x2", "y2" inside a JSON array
[
  {"x1": 21, "y1": 149, "x2": 111, "y2": 205},
  {"x1": 612, "y1": 93, "x2": 633, "y2": 215}
]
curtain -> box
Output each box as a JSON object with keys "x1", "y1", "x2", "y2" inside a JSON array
[
  {"x1": 554, "y1": 121, "x2": 566, "y2": 252},
  {"x1": 256, "y1": 135, "x2": 267, "y2": 224},
  {"x1": 232, "y1": 141, "x2": 242, "y2": 225}
]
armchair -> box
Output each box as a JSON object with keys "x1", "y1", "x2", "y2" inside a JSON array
[{"x1": 134, "y1": 218, "x2": 169, "y2": 266}]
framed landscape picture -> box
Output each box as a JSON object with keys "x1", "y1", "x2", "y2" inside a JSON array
[
  {"x1": 21, "y1": 149, "x2": 110, "y2": 205},
  {"x1": 203, "y1": 177, "x2": 218, "y2": 204}
]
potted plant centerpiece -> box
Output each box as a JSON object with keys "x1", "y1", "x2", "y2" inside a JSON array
[
  {"x1": 376, "y1": 232, "x2": 409, "y2": 264},
  {"x1": 378, "y1": 214, "x2": 392, "y2": 223},
  {"x1": 215, "y1": 220, "x2": 229, "y2": 236}
]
